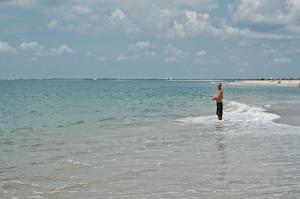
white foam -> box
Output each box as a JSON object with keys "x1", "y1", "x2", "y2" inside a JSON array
[
  {"x1": 177, "y1": 101, "x2": 280, "y2": 128},
  {"x1": 224, "y1": 101, "x2": 279, "y2": 123}
]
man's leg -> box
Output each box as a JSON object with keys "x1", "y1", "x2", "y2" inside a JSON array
[{"x1": 218, "y1": 113, "x2": 222, "y2": 120}]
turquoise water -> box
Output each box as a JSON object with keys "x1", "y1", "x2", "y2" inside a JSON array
[{"x1": 1, "y1": 80, "x2": 300, "y2": 198}]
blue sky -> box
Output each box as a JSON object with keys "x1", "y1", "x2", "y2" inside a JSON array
[{"x1": 1, "y1": 0, "x2": 300, "y2": 79}]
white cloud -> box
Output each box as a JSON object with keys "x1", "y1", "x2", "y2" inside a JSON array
[
  {"x1": 185, "y1": 11, "x2": 223, "y2": 37},
  {"x1": 159, "y1": 10, "x2": 223, "y2": 39},
  {"x1": 164, "y1": 44, "x2": 189, "y2": 57},
  {"x1": 50, "y1": 45, "x2": 75, "y2": 56},
  {"x1": 133, "y1": 51, "x2": 157, "y2": 58},
  {"x1": 273, "y1": 57, "x2": 292, "y2": 63},
  {"x1": 221, "y1": 23, "x2": 293, "y2": 40},
  {"x1": 47, "y1": 19, "x2": 61, "y2": 30},
  {"x1": 6, "y1": 0, "x2": 300, "y2": 40},
  {"x1": 228, "y1": 0, "x2": 300, "y2": 37},
  {"x1": 66, "y1": 24, "x2": 75, "y2": 32},
  {"x1": 20, "y1": 41, "x2": 43, "y2": 50},
  {"x1": 237, "y1": 62, "x2": 251, "y2": 66},
  {"x1": 0, "y1": 41, "x2": 16, "y2": 52},
  {"x1": 262, "y1": 43, "x2": 271, "y2": 48},
  {"x1": 208, "y1": 59, "x2": 222, "y2": 65},
  {"x1": 196, "y1": 50, "x2": 207, "y2": 56},
  {"x1": 30, "y1": 58, "x2": 38, "y2": 61},
  {"x1": 229, "y1": 0, "x2": 299, "y2": 25},
  {"x1": 262, "y1": 49, "x2": 278, "y2": 54},
  {"x1": 239, "y1": 40, "x2": 251, "y2": 46},
  {"x1": 229, "y1": 55, "x2": 239, "y2": 59},
  {"x1": 161, "y1": 21, "x2": 186, "y2": 39},
  {"x1": 117, "y1": 54, "x2": 130, "y2": 61},
  {"x1": 164, "y1": 57, "x2": 178, "y2": 63},
  {"x1": 0, "y1": 0, "x2": 40, "y2": 8},
  {"x1": 194, "y1": 50, "x2": 207, "y2": 63},
  {"x1": 35, "y1": 1, "x2": 220, "y2": 37},
  {"x1": 86, "y1": 51, "x2": 92, "y2": 56},
  {"x1": 109, "y1": 9, "x2": 126, "y2": 21},
  {"x1": 193, "y1": 57, "x2": 203, "y2": 63},
  {"x1": 12, "y1": 0, "x2": 296, "y2": 40},
  {"x1": 70, "y1": 5, "x2": 92, "y2": 15},
  {"x1": 47, "y1": 19, "x2": 74, "y2": 32},
  {"x1": 2, "y1": 0, "x2": 219, "y2": 10},
  {"x1": 128, "y1": 41, "x2": 156, "y2": 50},
  {"x1": 96, "y1": 57, "x2": 106, "y2": 61},
  {"x1": 35, "y1": 45, "x2": 75, "y2": 56}
]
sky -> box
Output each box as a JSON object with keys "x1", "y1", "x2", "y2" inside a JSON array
[{"x1": 1, "y1": 0, "x2": 300, "y2": 79}]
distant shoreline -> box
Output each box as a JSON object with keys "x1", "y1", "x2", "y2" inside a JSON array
[
  {"x1": 2, "y1": 78, "x2": 298, "y2": 81},
  {"x1": 231, "y1": 80, "x2": 300, "y2": 87},
  {"x1": 1, "y1": 78, "x2": 300, "y2": 87}
]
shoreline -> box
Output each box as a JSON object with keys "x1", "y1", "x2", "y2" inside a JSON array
[
  {"x1": 233, "y1": 80, "x2": 300, "y2": 87},
  {"x1": 232, "y1": 80, "x2": 300, "y2": 127},
  {"x1": 268, "y1": 107, "x2": 300, "y2": 127}
]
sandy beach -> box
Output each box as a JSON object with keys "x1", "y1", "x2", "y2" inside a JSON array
[
  {"x1": 231, "y1": 79, "x2": 300, "y2": 127},
  {"x1": 234, "y1": 79, "x2": 300, "y2": 87}
]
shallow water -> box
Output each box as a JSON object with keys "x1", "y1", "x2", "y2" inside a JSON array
[{"x1": 0, "y1": 80, "x2": 300, "y2": 198}]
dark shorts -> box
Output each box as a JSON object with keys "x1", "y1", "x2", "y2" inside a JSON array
[{"x1": 216, "y1": 102, "x2": 223, "y2": 117}]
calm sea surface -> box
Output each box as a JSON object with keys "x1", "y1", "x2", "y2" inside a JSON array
[{"x1": 1, "y1": 80, "x2": 300, "y2": 198}]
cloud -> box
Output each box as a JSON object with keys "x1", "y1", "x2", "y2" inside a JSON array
[
  {"x1": 30, "y1": 1, "x2": 219, "y2": 37},
  {"x1": 273, "y1": 57, "x2": 292, "y2": 63},
  {"x1": 196, "y1": 50, "x2": 207, "y2": 56},
  {"x1": 237, "y1": 62, "x2": 251, "y2": 66},
  {"x1": 5, "y1": 0, "x2": 300, "y2": 41},
  {"x1": 238, "y1": 68, "x2": 246, "y2": 73},
  {"x1": 48, "y1": 19, "x2": 61, "y2": 30},
  {"x1": 221, "y1": 23, "x2": 294, "y2": 40},
  {"x1": 261, "y1": 43, "x2": 271, "y2": 48},
  {"x1": 0, "y1": 0, "x2": 41, "y2": 8},
  {"x1": 96, "y1": 57, "x2": 106, "y2": 61},
  {"x1": 229, "y1": 55, "x2": 240, "y2": 59},
  {"x1": 163, "y1": 44, "x2": 189, "y2": 63},
  {"x1": 109, "y1": 9, "x2": 126, "y2": 20},
  {"x1": 128, "y1": 41, "x2": 156, "y2": 50},
  {"x1": 262, "y1": 49, "x2": 278, "y2": 54},
  {"x1": 159, "y1": 10, "x2": 223, "y2": 39},
  {"x1": 35, "y1": 45, "x2": 76, "y2": 56},
  {"x1": 164, "y1": 43, "x2": 189, "y2": 57},
  {"x1": 86, "y1": 51, "x2": 92, "y2": 56},
  {"x1": 70, "y1": 5, "x2": 92, "y2": 15},
  {"x1": 133, "y1": 51, "x2": 157, "y2": 58},
  {"x1": 2, "y1": 0, "x2": 219, "y2": 10},
  {"x1": 228, "y1": 0, "x2": 300, "y2": 37},
  {"x1": 239, "y1": 40, "x2": 251, "y2": 46},
  {"x1": 193, "y1": 50, "x2": 207, "y2": 63},
  {"x1": 117, "y1": 54, "x2": 130, "y2": 61},
  {"x1": 0, "y1": 41, "x2": 16, "y2": 52},
  {"x1": 50, "y1": 45, "x2": 75, "y2": 55},
  {"x1": 163, "y1": 57, "x2": 178, "y2": 63},
  {"x1": 193, "y1": 57, "x2": 203, "y2": 63},
  {"x1": 229, "y1": 0, "x2": 296, "y2": 25},
  {"x1": 30, "y1": 58, "x2": 38, "y2": 61},
  {"x1": 20, "y1": 41, "x2": 43, "y2": 50}
]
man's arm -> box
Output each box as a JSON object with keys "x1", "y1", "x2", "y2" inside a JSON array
[{"x1": 212, "y1": 90, "x2": 222, "y2": 100}]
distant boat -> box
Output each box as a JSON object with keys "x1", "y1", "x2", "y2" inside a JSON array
[{"x1": 93, "y1": 77, "x2": 97, "y2": 80}]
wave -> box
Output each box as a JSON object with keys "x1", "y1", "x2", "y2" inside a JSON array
[{"x1": 176, "y1": 101, "x2": 281, "y2": 128}]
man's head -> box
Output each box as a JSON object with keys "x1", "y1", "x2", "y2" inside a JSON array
[{"x1": 218, "y1": 83, "x2": 222, "y2": 90}]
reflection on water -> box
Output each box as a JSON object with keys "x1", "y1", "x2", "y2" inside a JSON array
[{"x1": 217, "y1": 134, "x2": 226, "y2": 181}]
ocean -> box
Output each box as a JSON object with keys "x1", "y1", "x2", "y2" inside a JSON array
[{"x1": 1, "y1": 80, "x2": 300, "y2": 198}]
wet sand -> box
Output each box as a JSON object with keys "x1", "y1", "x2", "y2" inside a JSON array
[
  {"x1": 232, "y1": 80, "x2": 300, "y2": 127},
  {"x1": 268, "y1": 106, "x2": 300, "y2": 127}
]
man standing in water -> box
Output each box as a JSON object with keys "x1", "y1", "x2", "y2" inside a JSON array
[{"x1": 212, "y1": 83, "x2": 223, "y2": 120}]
